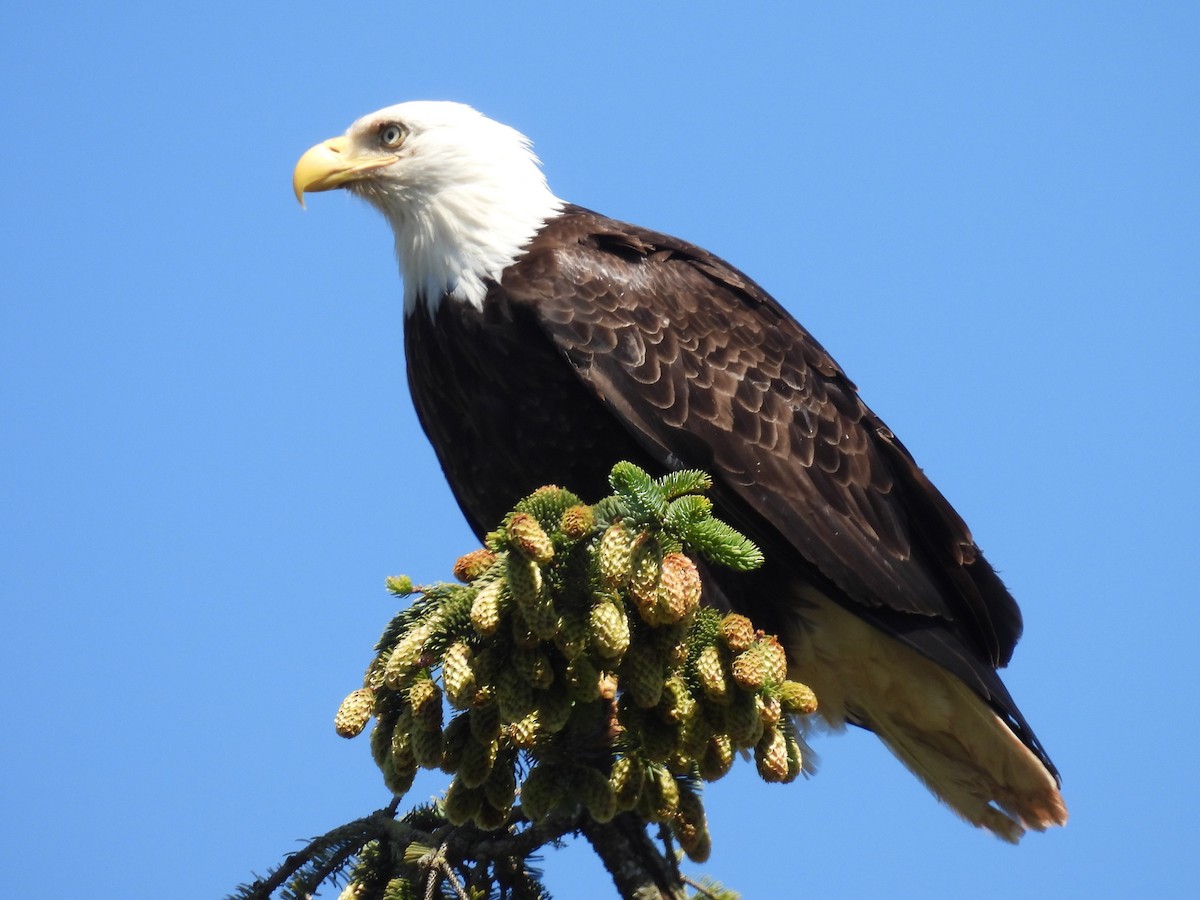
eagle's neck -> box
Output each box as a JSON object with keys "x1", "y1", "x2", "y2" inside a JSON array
[{"x1": 376, "y1": 175, "x2": 564, "y2": 314}]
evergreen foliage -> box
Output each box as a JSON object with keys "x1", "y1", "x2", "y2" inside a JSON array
[{"x1": 234, "y1": 463, "x2": 817, "y2": 900}]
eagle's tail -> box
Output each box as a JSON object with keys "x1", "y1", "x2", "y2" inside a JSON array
[{"x1": 784, "y1": 588, "x2": 1068, "y2": 842}]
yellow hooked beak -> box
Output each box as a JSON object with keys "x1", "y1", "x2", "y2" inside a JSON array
[{"x1": 292, "y1": 137, "x2": 394, "y2": 207}]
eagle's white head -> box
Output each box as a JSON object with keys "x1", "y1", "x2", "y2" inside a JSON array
[{"x1": 294, "y1": 101, "x2": 564, "y2": 311}]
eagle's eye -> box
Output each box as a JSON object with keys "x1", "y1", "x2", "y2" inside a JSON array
[{"x1": 379, "y1": 123, "x2": 406, "y2": 149}]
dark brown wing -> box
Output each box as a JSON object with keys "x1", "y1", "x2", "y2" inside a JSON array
[{"x1": 501, "y1": 206, "x2": 1023, "y2": 670}]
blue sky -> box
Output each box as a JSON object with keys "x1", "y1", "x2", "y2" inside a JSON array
[{"x1": 2, "y1": 3, "x2": 1197, "y2": 898}]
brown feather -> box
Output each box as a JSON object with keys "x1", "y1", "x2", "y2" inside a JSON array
[{"x1": 403, "y1": 205, "x2": 1062, "y2": 821}]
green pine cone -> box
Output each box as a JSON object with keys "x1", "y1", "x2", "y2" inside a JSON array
[
  {"x1": 730, "y1": 647, "x2": 767, "y2": 691},
  {"x1": 699, "y1": 733, "x2": 734, "y2": 781},
  {"x1": 442, "y1": 641, "x2": 476, "y2": 708},
  {"x1": 639, "y1": 712, "x2": 680, "y2": 763},
  {"x1": 384, "y1": 622, "x2": 433, "y2": 687},
  {"x1": 334, "y1": 688, "x2": 375, "y2": 739},
  {"x1": 696, "y1": 644, "x2": 731, "y2": 704},
  {"x1": 526, "y1": 595, "x2": 561, "y2": 641},
  {"x1": 497, "y1": 665, "x2": 536, "y2": 722},
  {"x1": 653, "y1": 619, "x2": 691, "y2": 669},
  {"x1": 457, "y1": 735, "x2": 499, "y2": 788},
  {"x1": 671, "y1": 783, "x2": 710, "y2": 862},
  {"x1": 370, "y1": 715, "x2": 396, "y2": 770},
  {"x1": 507, "y1": 553, "x2": 544, "y2": 615},
  {"x1": 598, "y1": 523, "x2": 633, "y2": 588},
  {"x1": 468, "y1": 702, "x2": 501, "y2": 744},
  {"x1": 408, "y1": 679, "x2": 443, "y2": 731},
  {"x1": 622, "y1": 641, "x2": 666, "y2": 709},
  {"x1": 658, "y1": 674, "x2": 697, "y2": 725},
  {"x1": 718, "y1": 613, "x2": 755, "y2": 653},
  {"x1": 363, "y1": 654, "x2": 389, "y2": 692},
  {"x1": 470, "y1": 580, "x2": 505, "y2": 637},
  {"x1": 507, "y1": 512, "x2": 555, "y2": 564},
  {"x1": 410, "y1": 722, "x2": 444, "y2": 770},
  {"x1": 785, "y1": 731, "x2": 804, "y2": 782},
  {"x1": 389, "y1": 711, "x2": 414, "y2": 770},
  {"x1": 759, "y1": 695, "x2": 782, "y2": 727},
  {"x1": 566, "y1": 655, "x2": 601, "y2": 702},
  {"x1": 778, "y1": 679, "x2": 818, "y2": 714},
  {"x1": 440, "y1": 713, "x2": 472, "y2": 774},
  {"x1": 482, "y1": 757, "x2": 517, "y2": 813},
  {"x1": 560, "y1": 504, "x2": 595, "y2": 539},
  {"x1": 514, "y1": 647, "x2": 555, "y2": 689},
  {"x1": 640, "y1": 765, "x2": 680, "y2": 822},
  {"x1": 519, "y1": 764, "x2": 563, "y2": 824},
  {"x1": 589, "y1": 598, "x2": 631, "y2": 659},
  {"x1": 628, "y1": 536, "x2": 663, "y2": 619},
  {"x1": 755, "y1": 725, "x2": 789, "y2": 783},
  {"x1": 505, "y1": 710, "x2": 540, "y2": 749},
  {"x1": 554, "y1": 605, "x2": 592, "y2": 660},
  {"x1": 762, "y1": 635, "x2": 789, "y2": 685},
  {"x1": 609, "y1": 754, "x2": 644, "y2": 812},
  {"x1": 685, "y1": 826, "x2": 712, "y2": 865},
  {"x1": 677, "y1": 703, "x2": 711, "y2": 760},
  {"x1": 473, "y1": 797, "x2": 512, "y2": 831},
  {"x1": 380, "y1": 752, "x2": 417, "y2": 798},
  {"x1": 577, "y1": 765, "x2": 618, "y2": 823},
  {"x1": 443, "y1": 777, "x2": 482, "y2": 825},
  {"x1": 536, "y1": 682, "x2": 573, "y2": 734},
  {"x1": 726, "y1": 690, "x2": 765, "y2": 748}
]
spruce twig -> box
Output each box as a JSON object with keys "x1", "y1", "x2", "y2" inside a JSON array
[{"x1": 239, "y1": 463, "x2": 816, "y2": 900}]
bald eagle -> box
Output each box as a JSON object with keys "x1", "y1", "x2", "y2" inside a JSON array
[{"x1": 294, "y1": 101, "x2": 1066, "y2": 841}]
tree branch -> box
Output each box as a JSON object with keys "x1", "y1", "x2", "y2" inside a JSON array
[{"x1": 581, "y1": 813, "x2": 687, "y2": 900}]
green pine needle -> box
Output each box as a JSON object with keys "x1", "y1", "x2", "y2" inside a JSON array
[
  {"x1": 681, "y1": 517, "x2": 765, "y2": 572},
  {"x1": 664, "y1": 495, "x2": 714, "y2": 533},
  {"x1": 657, "y1": 469, "x2": 714, "y2": 500},
  {"x1": 608, "y1": 462, "x2": 668, "y2": 522}
]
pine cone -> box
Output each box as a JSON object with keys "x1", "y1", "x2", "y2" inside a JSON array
[
  {"x1": 731, "y1": 647, "x2": 767, "y2": 691},
  {"x1": 408, "y1": 679, "x2": 442, "y2": 730},
  {"x1": 457, "y1": 735, "x2": 498, "y2": 787},
  {"x1": 622, "y1": 642, "x2": 665, "y2": 709},
  {"x1": 443, "y1": 778, "x2": 482, "y2": 825},
  {"x1": 778, "y1": 679, "x2": 819, "y2": 714},
  {"x1": 598, "y1": 523, "x2": 632, "y2": 588},
  {"x1": 496, "y1": 666, "x2": 535, "y2": 722},
  {"x1": 470, "y1": 580, "x2": 504, "y2": 637},
  {"x1": 566, "y1": 654, "x2": 601, "y2": 702},
  {"x1": 755, "y1": 725, "x2": 789, "y2": 783},
  {"x1": 609, "y1": 755, "x2": 644, "y2": 812},
  {"x1": 442, "y1": 642, "x2": 476, "y2": 708},
  {"x1": 560, "y1": 504, "x2": 595, "y2": 539},
  {"x1": 507, "y1": 512, "x2": 555, "y2": 564},
  {"x1": 590, "y1": 598, "x2": 631, "y2": 659},
  {"x1": 410, "y1": 722, "x2": 443, "y2": 769},
  {"x1": 657, "y1": 552, "x2": 702, "y2": 623},
  {"x1": 700, "y1": 733, "x2": 734, "y2": 781},
  {"x1": 696, "y1": 644, "x2": 731, "y2": 704},
  {"x1": 718, "y1": 613, "x2": 755, "y2": 653},
  {"x1": 482, "y1": 758, "x2": 517, "y2": 813},
  {"x1": 334, "y1": 688, "x2": 375, "y2": 738},
  {"x1": 762, "y1": 635, "x2": 789, "y2": 685},
  {"x1": 453, "y1": 548, "x2": 497, "y2": 583},
  {"x1": 628, "y1": 536, "x2": 663, "y2": 620},
  {"x1": 520, "y1": 764, "x2": 563, "y2": 823},
  {"x1": 577, "y1": 766, "x2": 618, "y2": 823}
]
